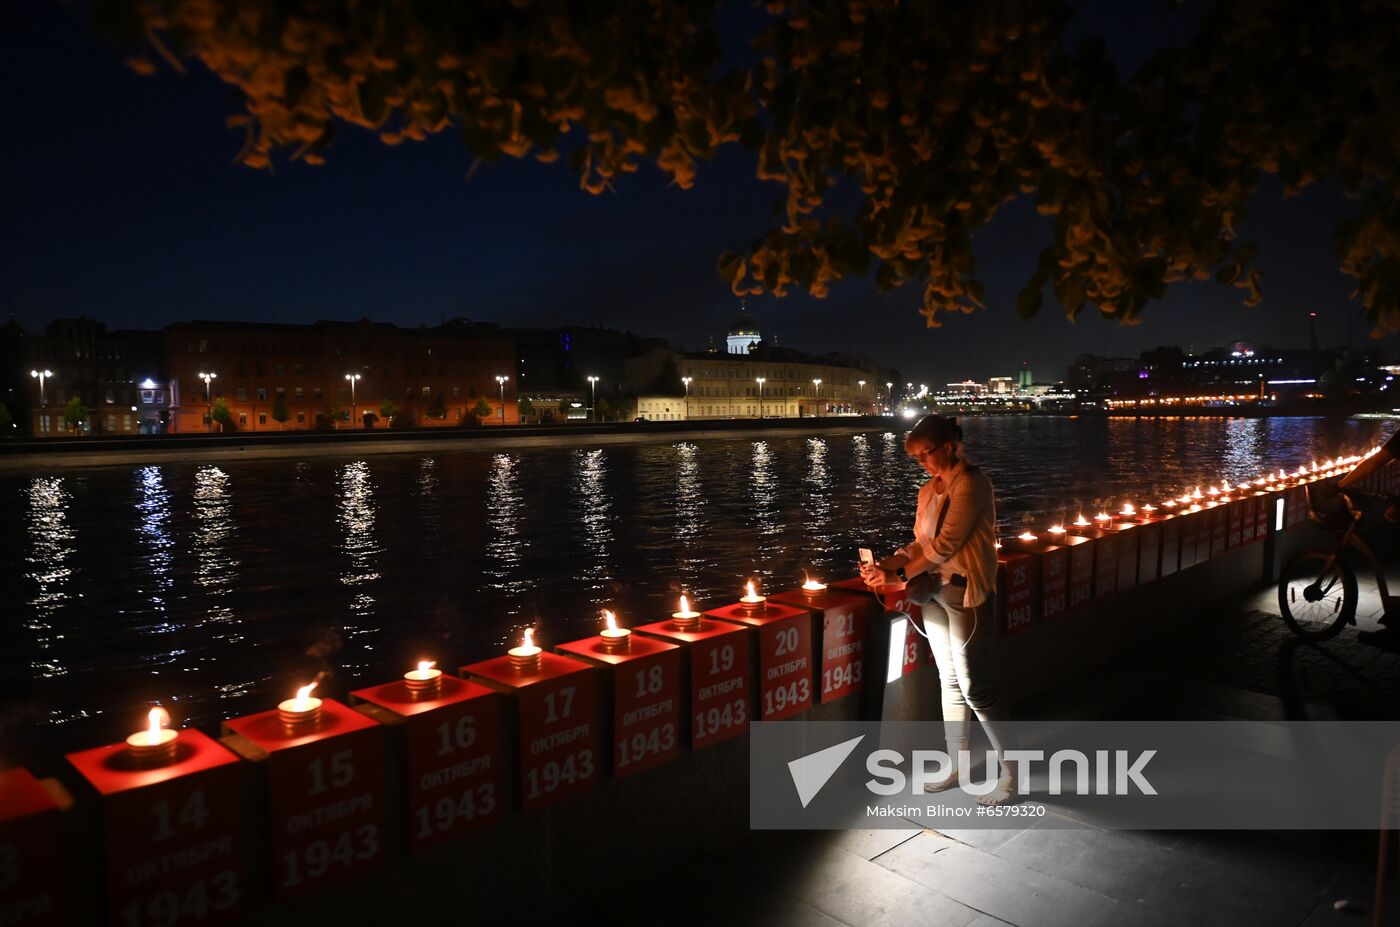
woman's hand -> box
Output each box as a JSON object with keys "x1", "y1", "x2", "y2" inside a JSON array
[{"x1": 859, "y1": 560, "x2": 898, "y2": 587}]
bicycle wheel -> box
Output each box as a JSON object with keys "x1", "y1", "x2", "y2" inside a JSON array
[{"x1": 1277, "y1": 550, "x2": 1357, "y2": 641}]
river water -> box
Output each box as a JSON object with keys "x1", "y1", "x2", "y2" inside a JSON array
[{"x1": 1, "y1": 415, "x2": 1389, "y2": 763}]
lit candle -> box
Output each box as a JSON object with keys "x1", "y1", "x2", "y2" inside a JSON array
[
  {"x1": 1191, "y1": 487, "x2": 1203, "y2": 501},
  {"x1": 508, "y1": 627, "x2": 543, "y2": 670},
  {"x1": 277, "y1": 681, "x2": 323, "y2": 730},
  {"x1": 1093, "y1": 511, "x2": 1112, "y2": 524},
  {"x1": 403, "y1": 660, "x2": 442, "y2": 695},
  {"x1": 801, "y1": 573, "x2": 828, "y2": 597},
  {"x1": 1017, "y1": 531, "x2": 1037, "y2": 542},
  {"x1": 1142, "y1": 504, "x2": 1157, "y2": 514},
  {"x1": 1073, "y1": 514, "x2": 1091, "y2": 527},
  {"x1": 672, "y1": 593, "x2": 702, "y2": 630},
  {"x1": 1047, "y1": 524, "x2": 1066, "y2": 536},
  {"x1": 740, "y1": 579, "x2": 767, "y2": 610},
  {"x1": 1120, "y1": 502, "x2": 1136, "y2": 517},
  {"x1": 599, "y1": 609, "x2": 632, "y2": 650},
  {"x1": 1161, "y1": 499, "x2": 1177, "y2": 509},
  {"x1": 125, "y1": 706, "x2": 179, "y2": 765}
]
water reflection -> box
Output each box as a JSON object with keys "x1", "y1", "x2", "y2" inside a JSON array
[
  {"x1": 337, "y1": 461, "x2": 381, "y2": 649},
  {"x1": 749, "y1": 440, "x2": 781, "y2": 548},
  {"x1": 571, "y1": 449, "x2": 612, "y2": 600},
  {"x1": 193, "y1": 466, "x2": 241, "y2": 643},
  {"x1": 673, "y1": 442, "x2": 706, "y2": 592},
  {"x1": 23, "y1": 477, "x2": 73, "y2": 677},
  {"x1": 134, "y1": 467, "x2": 174, "y2": 634},
  {"x1": 803, "y1": 438, "x2": 833, "y2": 564},
  {"x1": 485, "y1": 453, "x2": 529, "y2": 612},
  {"x1": 417, "y1": 457, "x2": 440, "y2": 539}
]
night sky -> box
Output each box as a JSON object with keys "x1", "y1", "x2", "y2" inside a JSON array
[{"x1": 1, "y1": 1, "x2": 1388, "y2": 384}]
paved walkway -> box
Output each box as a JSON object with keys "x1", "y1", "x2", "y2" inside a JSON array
[{"x1": 587, "y1": 569, "x2": 1400, "y2": 926}]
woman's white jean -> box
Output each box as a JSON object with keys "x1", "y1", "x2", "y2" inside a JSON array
[{"x1": 920, "y1": 583, "x2": 1009, "y2": 762}]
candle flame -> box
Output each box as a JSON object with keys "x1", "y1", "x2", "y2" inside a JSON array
[
  {"x1": 1048, "y1": 524, "x2": 1066, "y2": 533},
  {"x1": 1094, "y1": 512, "x2": 1111, "y2": 521},
  {"x1": 1191, "y1": 487, "x2": 1203, "y2": 500},
  {"x1": 294, "y1": 681, "x2": 317, "y2": 709},
  {"x1": 1073, "y1": 514, "x2": 1090, "y2": 526},
  {"x1": 1221, "y1": 480, "x2": 1232, "y2": 492},
  {"x1": 603, "y1": 609, "x2": 618, "y2": 632},
  {"x1": 746, "y1": 580, "x2": 758, "y2": 598},
  {"x1": 522, "y1": 628, "x2": 535, "y2": 649},
  {"x1": 1017, "y1": 531, "x2": 1037, "y2": 541},
  {"x1": 1207, "y1": 485, "x2": 1219, "y2": 495},
  {"x1": 147, "y1": 707, "x2": 168, "y2": 737},
  {"x1": 417, "y1": 661, "x2": 435, "y2": 674},
  {"x1": 1120, "y1": 502, "x2": 1135, "y2": 516},
  {"x1": 679, "y1": 594, "x2": 690, "y2": 614}
]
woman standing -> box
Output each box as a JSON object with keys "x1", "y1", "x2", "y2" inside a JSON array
[{"x1": 859, "y1": 414, "x2": 1014, "y2": 804}]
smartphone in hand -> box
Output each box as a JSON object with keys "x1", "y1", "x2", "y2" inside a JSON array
[{"x1": 859, "y1": 548, "x2": 874, "y2": 566}]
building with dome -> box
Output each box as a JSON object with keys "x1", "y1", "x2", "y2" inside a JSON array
[{"x1": 725, "y1": 303, "x2": 761, "y2": 355}]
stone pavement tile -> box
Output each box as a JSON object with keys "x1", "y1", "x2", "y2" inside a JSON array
[
  {"x1": 876, "y1": 833, "x2": 1116, "y2": 927},
  {"x1": 724, "y1": 835, "x2": 982, "y2": 927},
  {"x1": 964, "y1": 916, "x2": 1016, "y2": 927},
  {"x1": 825, "y1": 827, "x2": 922, "y2": 861},
  {"x1": 986, "y1": 826, "x2": 1330, "y2": 927},
  {"x1": 927, "y1": 826, "x2": 1024, "y2": 853},
  {"x1": 576, "y1": 862, "x2": 849, "y2": 927},
  {"x1": 1088, "y1": 901, "x2": 1194, "y2": 927}
]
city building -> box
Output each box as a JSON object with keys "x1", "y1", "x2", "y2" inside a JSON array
[
  {"x1": 725, "y1": 303, "x2": 761, "y2": 355},
  {"x1": 165, "y1": 318, "x2": 517, "y2": 432},
  {"x1": 17, "y1": 318, "x2": 169, "y2": 437}
]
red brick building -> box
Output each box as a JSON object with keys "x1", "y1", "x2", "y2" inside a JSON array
[{"x1": 165, "y1": 318, "x2": 518, "y2": 433}]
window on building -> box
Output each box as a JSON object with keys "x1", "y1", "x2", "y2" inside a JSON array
[
  {"x1": 422, "y1": 386, "x2": 431, "y2": 397},
  {"x1": 451, "y1": 386, "x2": 461, "y2": 399},
  {"x1": 122, "y1": 415, "x2": 132, "y2": 431},
  {"x1": 236, "y1": 387, "x2": 247, "y2": 401},
  {"x1": 294, "y1": 387, "x2": 304, "y2": 399},
  {"x1": 238, "y1": 412, "x2": 248, "y2": 426},
  {"x1": 294, "y1": 363, "x2": 304, "y2": 376},
  {"x1": 275, "y1": 364, "x2": 284, "y2": 377},
  {"x1": 256, "y1": 387, "x2": 267, "y2": 401},
  {"x1": 275, "y1": 386, "x2": 285, "y2": 396},
  {"x1": 258, "y1": 412, "x2": 267, "y2": 425},
  {"x1": 296, "y1": 412, "x2": 305, "y2": 424},
  {"x1": 313, "y1": 387, "x2": 323, "y2": 400},
  {"x1": 104, "y1": 388, "x2": 114, "y2": 405},
  {"x1": 337, "y1": 387, "x2": 348, "y2": 402},
  {"x1": 140, "y1": 390, "x2": 154, "y2": 404}
]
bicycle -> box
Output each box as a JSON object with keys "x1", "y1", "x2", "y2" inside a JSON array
[{"x1": 1277, "y1": 482, "x2": 1399, "y2": 641}]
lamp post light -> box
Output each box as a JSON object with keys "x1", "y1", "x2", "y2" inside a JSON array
[
  {"x1": 587, "y1": 376, "x2": 599, "y2": 421},
  {"x1": 886, "y1": 381, "x2": 893, "y2": 413},
  {"x1": 812, "y1": 378, "x2": 822, "y2": 416},
  {"x1": 755, "y1": 377, "x2": 765, "y2": 419},
  {"x1": 198, "y1": 371, "x2": 217, "y2": 432},
  {"x1": 496, "y1": 375, "x2": 509, "y2": 425},
  {"x1": 345, "y1": 373, "x2": 361, "y2": 428},
  {"x1": 858, "y1": 380, "x2": 866, "y2": 415},
  {"x1": 681, "y1": 376, "x2": 692, "y2": 420},
  {"x1": 29, "y1": 369, "x2": 53, "y2": 408}
]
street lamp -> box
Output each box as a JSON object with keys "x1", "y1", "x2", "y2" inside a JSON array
[
  {"x1": 858, "y1": 380, "x2": 866, "y2": 415},
  {"x1": 495, "y1": 375, "x2": 509, "y2": 425},
  {"x1": 681, "y1": 376, "x2": 692, "y2": 420},
  {"x1": 812, "y1": 378, "x2": 822, "y2": 416},
  {"x1": 345, "y1": 373, "x2": 361, "y2": 428},
  {"x1": 587, "y1": 375, "x2": 599, "y2": 421},
  {"x1": 886, "y1": 381, "x2": 893, "y2": 413},
  {"x1": 29, "y1": 369, "x2": 53, "y2": 407},
  {"x1": 755, "y1": 377, "x2": 765, "y2": 419},
  {"x1": 198, "y1": 371, "x2": 217, "y2": 431}
]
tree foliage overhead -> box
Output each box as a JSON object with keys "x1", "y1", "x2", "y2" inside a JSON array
[{"x1": 101, "y1": 0, "x2": 1400, "y2": 332}]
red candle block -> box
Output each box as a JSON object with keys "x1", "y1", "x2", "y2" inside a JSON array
[
  {"x1": 1158, "y1": 512, "x2": 1183, "y2": 577},
  {"x1": 704, "y1": 599, "x2": 813, "y2": 721},
  {"x1": 0, "y1": 768, "x2": 66, "y2": 927},
  {"x1": 350, "y1": 675, "x2": 502, "y2": 851},
  {"x1": 556, "y1": 632, "x2": 682, "y2": 778},
  {"x1": 66, "y1": 729, "x2": 246, "y2": 924},
  {"x1": 1064, "y1": 524, "x2": 1120, "y2": 601},
  {"x1": 770, "y1": 586, "x2": 874, "y2": 705},
  {"x1": 461, "y1": 651, "x2": 599, "y2": 812},
  {"x1": 1003, "y1": 535, "x2": 1073, "y2": 622},
  {"x1": 1207, "y1": 501, "x2": 1231, "y2": 558},
  {"x1": 635, "y1": 612, "x2": 752, "y2": 750},
  {"x1": 831, "y1": 576, "x2": 915, "y2": 616},
  {"x1": 996, "y1": 545, "x2": 1041, "y2": 634},
  {"x1": 222, "y1": 699, "x2": 383, "y2": 899}
]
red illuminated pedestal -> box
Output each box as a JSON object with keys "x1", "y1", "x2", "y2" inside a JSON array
[
  {"x1": 1207, "y1": 502, "x2": 1231, "y2": 558},
  {"x1": 829, "y1": 578, "x2": 933, "y2": 673},
  {"x1": 1227, "y1": 497, "x2": 1246, "y2": 547},
  {"x1": 1065, "y1": 526, "x2": 1119, "y2": 601},
  {"x1": 770, "y1": 587, "x2": 874, "y2": 704},
  {"x1": 350, "y1": 676, "x2": 502, "y2": 851},
  {"x1": 222, "y1": 700, "x2": 383, "y2": 899},
  {"x1": 462, "y1": 652, "x2": 599, "y2": 812},
  {"x1": 1175, "y1": 508, "x2": 1207, "y2": 570},
  {"x1": 1004, "y1": 536, "x2": 1072, "y2": 622},
  {"x1": 705, "y1": 600, "x2": 813, "y2": 720},
  {"x1": 635, "y1": 614, "x2": 751, "y2": 749},
  {"x1": 66, "y1": 729, "x2": 245, "y2": 925},
  {"x1": 997, "y1": 547, "x2": 1041, "y2": 634},
  {"x1": 556, "y1": 633, "x2": 682, "y2": 778},
  {"x1": 0, "y1": 768, "x2": 65, "y2": 927},
  {"x1": 1110, "y1": 524, "x2": 1140, "y2": 590},
  {"x1": 1131, "y1": 519, "x2": 1164, "y2": 584},
  {"x1": 1255, "y1": 492, "x2": 1274, "y2": 541},
  {"x1": 831, "y1": 577, "x2": 915, "y2": 616},
  {"x1": 1283, "y1": 483, "x2": 1308, "y2": 529}
]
